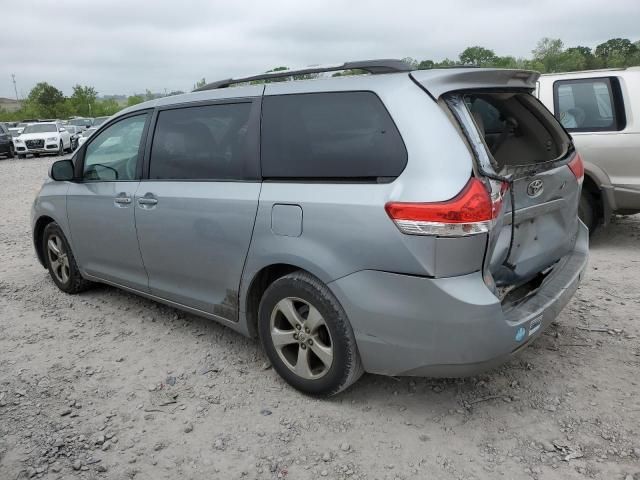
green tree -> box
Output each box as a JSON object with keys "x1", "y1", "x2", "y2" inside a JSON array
[
  {"x1": 491, "y1": 56, "x2": 520, "y2": 68},
  {"x1": 595, "y1": 38, "x2": 638, "y2": 67},
  {"x1": 401, "y1": 57, "x2": 419, "y2": 69},
  {"x1": 417, "y1": 59, "x2": 435, "y2": 69},
  {"x1": 70, "y1": 85, "x2": 98, "y2": 117},
  {"x1": 565, "y1": 46, "x2": 598, "y2": 69},
  {"x1": 459, "y1": 46, "x2": 496, "y2": 66},
  {"x1": 26, "y1": 82, "x2": 65, "y2": 117},
  {"x1": 434, "y1": 58, "x2": 458, "y2": 67},
  {"x1": 94, "y1": 99, "x2": 120, "y2": 116},
  {"x1": 127, "y1": 95, "x2": 144, "y2": 107},
  {"x1": 555, "y1": 49, "x2": 588, "y2": 72},
  {"x1": 532, "y1": 38, "x2": 566, "y2": 72}
]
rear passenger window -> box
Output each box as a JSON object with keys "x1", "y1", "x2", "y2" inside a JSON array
[
  {"x1": 553, "y1": 78, "x2": 625, "y2": 132},
  {"x1": 261, "y1": 92, "x2": 407, "y2": 179},
  {"x1": 149, "y1": 102, "x2": 253, "y2": 180}
]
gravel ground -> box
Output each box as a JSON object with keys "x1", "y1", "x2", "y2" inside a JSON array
[{"x1": 0, "y1": 155, "x2": 639, "y2": 480}]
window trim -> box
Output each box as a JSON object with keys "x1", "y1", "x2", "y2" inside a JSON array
[
  {"x1": 552, "y1": 76, "x2": 626, "y2": 133},
  {"x1": 259, "y1": 90, "x2": 408, "y2": 182},
  {"x1": 73, "y1": 109, "x2": 153, "y2": 182},
  {"x1": 141, "y1": 97, "x2": 262, "y2": 182}
]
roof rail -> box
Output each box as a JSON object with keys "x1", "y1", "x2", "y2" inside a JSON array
[{"x1": 193, "y1": 59, "x2": 412, "y2": 91}]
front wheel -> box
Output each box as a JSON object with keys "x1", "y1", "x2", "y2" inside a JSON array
[
  {"x1": 7, "y1": 145, "x2": 14, "y2": 158},
  {"x1": 258, "y1": 271, "x2": 363, "y2": 396},
  {"x1": 42, "y1": 222, "x2": 93, "y2": 294},
  {"x1": 18, "y1": 154, "x2": 25, "y2": 159},
  {"x1": 58, "y1": 141, "x2": 64, "y2": 156}
]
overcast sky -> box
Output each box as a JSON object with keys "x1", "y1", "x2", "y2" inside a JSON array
[{"x1": 1, "y1": 0, "x2": 639, "y2": 99}]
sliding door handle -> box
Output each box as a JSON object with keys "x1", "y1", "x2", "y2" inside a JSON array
[{"x1": 138, "y1": 196, "x2": 158, "y2": 206}]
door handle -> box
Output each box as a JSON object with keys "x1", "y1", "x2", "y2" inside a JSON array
[
  {"x1": 138, "y1": 196, "x2": 158, "y2": 206},
  {"x1": 114, "y1": 194, "x2": 132, "y2": 206}
]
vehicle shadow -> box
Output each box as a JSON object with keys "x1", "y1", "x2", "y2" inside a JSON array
[
  {"x1": 82, "y1": 279, "x2": 570, "y2": 419},
  {"x1": 589, "y1": 213, "x2": 640, "y2": 251}
]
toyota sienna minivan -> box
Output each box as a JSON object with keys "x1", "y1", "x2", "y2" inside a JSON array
[{"x1": 32, "y1": 60, "x2": 588, "y2": 396}]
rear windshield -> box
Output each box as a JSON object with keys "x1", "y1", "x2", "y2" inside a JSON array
[{"x1": 261, "y1": 91, "x2": 407, "y2": 179}]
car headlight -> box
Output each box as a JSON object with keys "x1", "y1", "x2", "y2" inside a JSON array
[
  {"x1": 15, "y1": 138, "x2": 24, "y2": 144},
  {"x1": 46, "y1": 136, "x2": 58, "y2": 142}
]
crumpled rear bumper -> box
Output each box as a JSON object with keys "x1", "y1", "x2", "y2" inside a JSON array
[{"x1": 328, "y1": 222, "x2": 589, "y2": 377}]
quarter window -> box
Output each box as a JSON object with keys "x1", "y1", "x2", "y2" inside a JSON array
[
  {"x1": 149, "y1": 102, "x2": 253, "y2": 180},
  {"x1": 553, "y1": 78, "x2": 624, "y2": 131},
  {"x1": 261, "y1": 92, "x2": 407, "y2": 179},
  {"x1": 83, "y1": 114, "x2": 148, "y2": 181}
]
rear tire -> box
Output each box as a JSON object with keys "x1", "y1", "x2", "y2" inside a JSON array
[
  {"x1": 579, "y1": 190, "x2": 598, "y2": 233},
  {"x1": 258, "y1": 271, "x2": 364, "y2": 396},
  {"x1": 42, "y1": 222, "x2": 93, "y2": 294}
]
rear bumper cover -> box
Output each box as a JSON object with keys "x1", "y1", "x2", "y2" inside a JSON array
[{"x1": 328, "y1": 222, "x2": 589, "y2": 377}]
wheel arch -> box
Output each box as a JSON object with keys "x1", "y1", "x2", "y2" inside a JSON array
[
  {"x1": 582, "y1": 161, "x2": 616, "y2": 220},
  {"x1": 33, "y1": 215, "x2": 56, "y2": 268},
  {"x1": 243, "y1": 263, "x2": 321, "y2": 339}
]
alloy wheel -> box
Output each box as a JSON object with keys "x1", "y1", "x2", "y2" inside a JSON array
[
  {"x1": 269, "y1": 297, "x2": 334, "y2": 379},
  {"x1": 47, "y1": 234, "x2": 70, "y2": 284}
]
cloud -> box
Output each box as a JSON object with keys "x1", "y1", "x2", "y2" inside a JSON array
[{"x1": 1, "y1": 0, "x2": 638, "y2": 97}]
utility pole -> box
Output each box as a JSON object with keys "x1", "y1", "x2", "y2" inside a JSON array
[{"x1": 11, "y1": 74, "x2": 19, "y2": 102}]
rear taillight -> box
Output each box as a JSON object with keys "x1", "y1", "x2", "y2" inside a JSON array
[
  {"x1": 385, "y1": 177, "x2": 507, "y2": 237},
  {"x1": 568, "y1": 153, "x2": 584, "y2": 183}
]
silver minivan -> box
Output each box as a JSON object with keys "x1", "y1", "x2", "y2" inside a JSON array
[{"x1": 32, "y1": 60, "x2": 588, "y2": 395}]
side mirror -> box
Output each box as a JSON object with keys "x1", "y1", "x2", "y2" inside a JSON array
[
  {"x1": 49, "y1": 159, "x2": 75, "y2": 181},
  {"x1": 59, "y1": 127, "x2": 66, "y2": 132}
]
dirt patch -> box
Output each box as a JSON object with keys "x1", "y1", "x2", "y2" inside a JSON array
[{"x1": 1, "y1": 156, "x2": 639, "y2": 479}]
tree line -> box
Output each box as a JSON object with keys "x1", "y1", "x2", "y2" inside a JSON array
[
  {"x1": 404, "y1": 37, "x2": 640, "y2": 72},
  {"x1": 1, "y1": 37, "x2": 638, "y2": 122}
]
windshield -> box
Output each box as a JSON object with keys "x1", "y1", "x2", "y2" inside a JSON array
[
  {"x1": 10, "y1": 130, "x2": 22, "y2": 137},
  {"x1": 70, "y1": 119, "x2": 90, "y2": 126},
  {"x1": 22, "y1": 124, "x2": 57, "y2": 134},
  {"x1": 93, "y1": 117, "x2": 109, "y2": 126},
  {"x1": 17, "y1": 123, "x2": 28, "y2": 128},
  {"x1": 82, "y1": 128, "x2": 97, "y2": 137}
]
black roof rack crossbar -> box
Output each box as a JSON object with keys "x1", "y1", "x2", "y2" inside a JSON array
[{"x1": 193, "y1": 59, "x2": 412, "y2": 91}]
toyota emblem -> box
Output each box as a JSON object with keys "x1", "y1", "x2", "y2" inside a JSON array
[{"x1": 527, "y1": 179, "x2": 544, "y2": 198}]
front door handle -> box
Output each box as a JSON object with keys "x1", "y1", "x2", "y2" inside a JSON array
[{"x1": 114, "y1": 193, "x2": 132, "y2": 206}]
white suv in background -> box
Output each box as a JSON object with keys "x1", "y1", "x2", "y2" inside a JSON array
[
  {"x1": 15, "y1": 122, "x2": 72, "y2": 158},
  {"x1": 537, "y1": 67, "x2": 640, "y2": 231}
]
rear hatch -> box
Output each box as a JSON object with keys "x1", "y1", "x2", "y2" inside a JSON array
[{"x1": 411, "y1": 69, "x2": 584, "y2": 297}]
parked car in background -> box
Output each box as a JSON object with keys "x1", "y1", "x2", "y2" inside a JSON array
[
  {"x1": 0, "y1": 123, "x2": 15, "y2": 159},
  {"x1": 92, "y1": 116, "x2": 110, "y2": 127},
  {"x1": 77, "y1": 127, "x2": 97, "y2": 148},
  {"x1": 537, "y1": 67, "x2": 640, "y2": 231},
  {"x1": 68, "y1": 117, "x2": 93, "y2": 131},
  {"x1": 9, "y1": 126, "x2": 24, "y2": 152},
  {"x1": 64, "y1": 125, "x2": 82, "y2": 150},
  {"x1": 9, "y1": 122, "x2": 30, "y2": 136},
  {"x1": 15, "y1": 122, "x2": 72, "y2": 158},
  {"x1": 33, "y1": 60, "x2": 587, "y2": 396}
]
